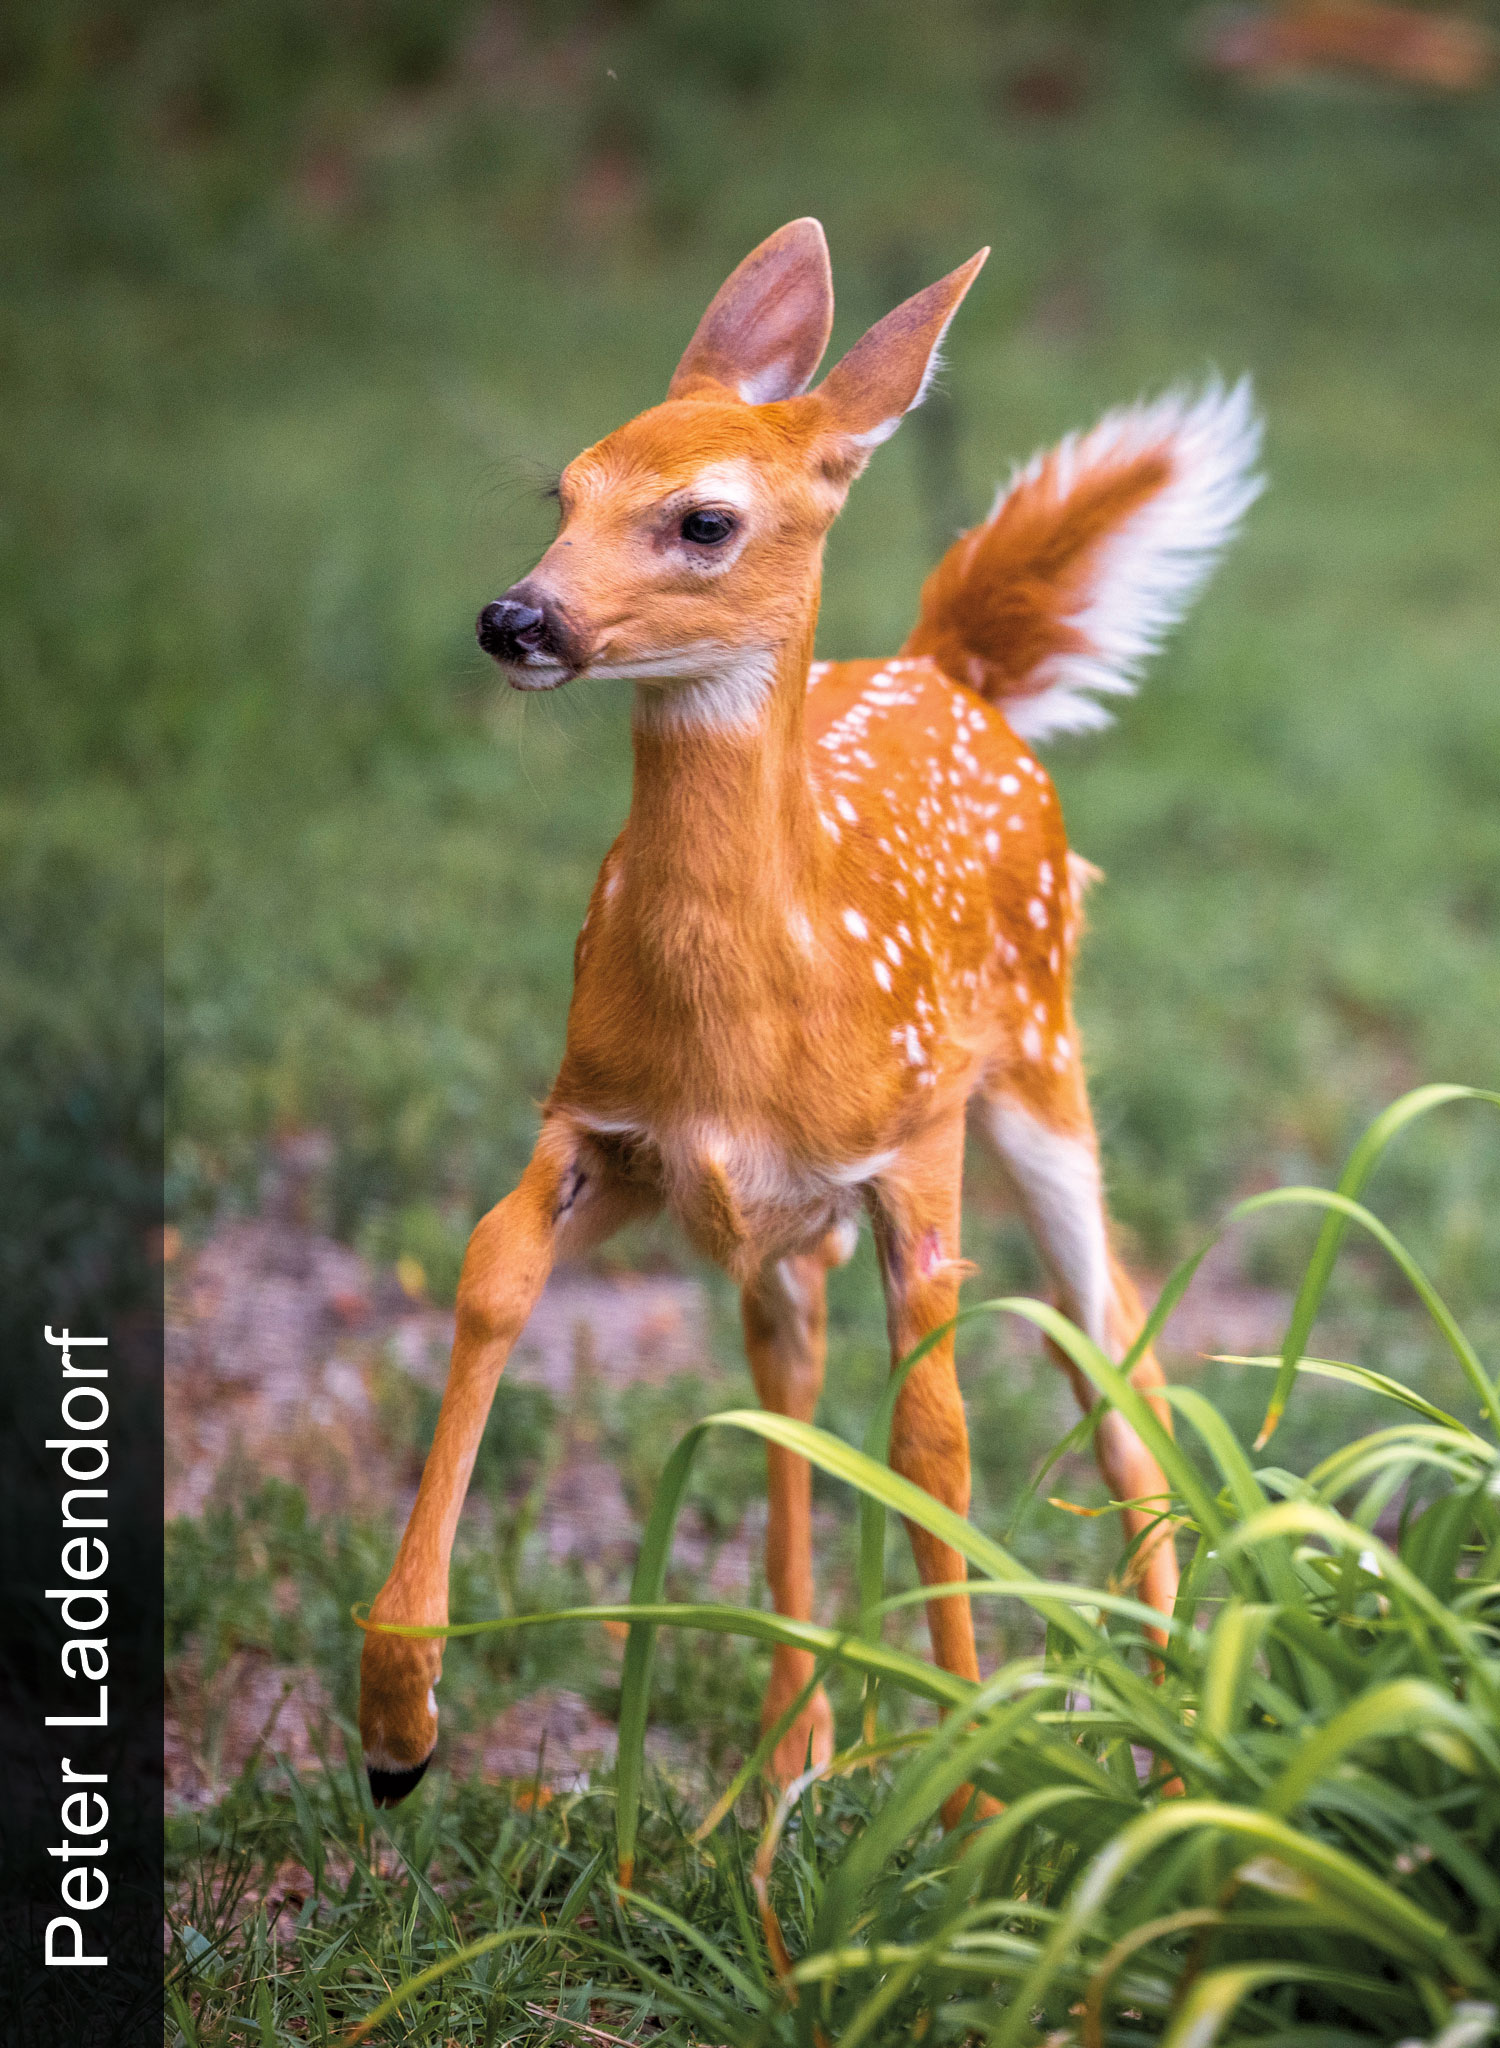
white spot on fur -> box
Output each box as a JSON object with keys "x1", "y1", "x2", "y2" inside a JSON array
[
  {"x1": 828, "y1": 1146, "x2": 899, "y2": 1187},
  {"x1": 843, "y1": 907, "x2": 869, "y2": 940},
  {"x1": 873, "y1": 959, "x2": 893, "y2": 992},
  {"x1": 825, "y1": 1217, "x2": 859, "y2": 1264}
]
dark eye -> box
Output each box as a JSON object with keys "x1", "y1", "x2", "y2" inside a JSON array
[{"x1": 679, "y1": 508, "x2": 737, "y2": 546}]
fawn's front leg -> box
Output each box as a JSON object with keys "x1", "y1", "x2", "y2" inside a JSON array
[{"x1": 359, "y1": 1120, "x2": 650, "y2": 1804}]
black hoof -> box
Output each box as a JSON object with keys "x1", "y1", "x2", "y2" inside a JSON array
[{"x1": 367, "y1": 1754, "x2": 432, "y2": 1807}]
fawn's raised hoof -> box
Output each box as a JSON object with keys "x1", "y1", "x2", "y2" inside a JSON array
[
  {"x1": 367, "y1": 1753, "x2": 433, "y2": 1807},
  {"x1": 359, "y1": 1615, "x2": 441, "y2": 1807}
]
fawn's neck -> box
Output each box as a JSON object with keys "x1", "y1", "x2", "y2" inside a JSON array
[{"x1": 623, "y1": 616, "x2": 824, "y2": 964}]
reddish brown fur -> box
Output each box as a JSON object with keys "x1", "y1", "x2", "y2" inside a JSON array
[
  {"x1": 359, "y1": 222, "x2": 1184, "y2": 1824},
  {"x1": 903, "y1": 450, "x2": 1172, "y2": 703}
]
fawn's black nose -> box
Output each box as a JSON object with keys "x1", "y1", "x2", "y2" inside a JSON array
[{"x1": 477, "y1": 597, "x2": 547, "y2": 661}]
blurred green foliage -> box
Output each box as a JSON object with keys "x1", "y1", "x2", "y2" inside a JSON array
[
  {"x1": 4, "y1": 0, "x2": 1497, "y2": 1280},
  {"x1": 12, "y1": 16, "x2": 1497, "y2": 2038}
]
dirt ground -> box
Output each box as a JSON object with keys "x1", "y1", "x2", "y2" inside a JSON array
[{"x1": 164, "y1": 1139, "x2": 1290, "y2": 1806}]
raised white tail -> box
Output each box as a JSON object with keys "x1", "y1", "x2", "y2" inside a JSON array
[{"x1": 904, "y1": 378, "x2": 1262, "y2": 738}]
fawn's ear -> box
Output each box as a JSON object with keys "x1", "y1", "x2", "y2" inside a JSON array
[
  {"x1": 813, "y1": 249, "x2": 988, "y2": 477},
  {"x1": 668, "y1": 218, "x2": 835, "y2": 405}
]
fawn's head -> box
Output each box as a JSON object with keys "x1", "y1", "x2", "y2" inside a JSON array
[{"x1": 477, "y1": 220, "x2": 987, "y2": 716}]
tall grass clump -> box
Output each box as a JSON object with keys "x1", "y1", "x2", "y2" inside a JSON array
[{"x1": 345, "y1": 1086, "x2": 1500, "y2": 2046}]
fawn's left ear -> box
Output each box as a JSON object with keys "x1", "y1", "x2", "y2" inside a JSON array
[
  {"x1": 668, "y1": 218, "x2": 835, "y2": 405},
  {"x1": 813, "y1": 248, "x2": 988, "y2": 478}
]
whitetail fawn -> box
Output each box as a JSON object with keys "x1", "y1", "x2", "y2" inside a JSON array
[{"x1": 358, "y1": 219, "x2": 1261, "y2": 1810}]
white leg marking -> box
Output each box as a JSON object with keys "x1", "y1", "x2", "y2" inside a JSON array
[
  {"x1": 822, "y1": 1216, "x2": 859, "y2": 1266},
  {"x1": 980, "y1": 1099, "x2": 1111, "y2": 1351}
]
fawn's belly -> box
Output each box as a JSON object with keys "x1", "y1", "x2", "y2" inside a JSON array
[{"x1": 569, "y1": 1106, "x2": 886, "y2": 1277}]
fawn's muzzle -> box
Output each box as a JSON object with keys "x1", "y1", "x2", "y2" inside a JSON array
[
  {"x1": 476, "y1": 584, "x2": 587, "y2": 678},
  {"x1": 477, "y1": 596, "x2": 549, "y2": 661}
]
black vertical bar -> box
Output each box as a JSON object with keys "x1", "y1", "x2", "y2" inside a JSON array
[{"x1": 0, "y1": 876, "x2": 164, "y2": 2047}]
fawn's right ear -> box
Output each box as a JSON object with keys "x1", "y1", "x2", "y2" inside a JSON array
[
  {"x1": 812, "y1": 248, "x2": 988, "y2": 483},
  {"x1": 668, "y1": 218, "x2": 835, "y2": 405}
]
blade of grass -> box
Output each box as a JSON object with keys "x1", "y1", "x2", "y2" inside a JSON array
[
  {"x1": 990, "y1": 1800, "x2": 1490, "y2": 2048},
  {"x1": 873, "y1": 1576, "x2": 1181, "y2": 1636},
  {"x1": 1199, "y1": 1602, "x2": 1275, "y2": 1746},
  {"x1": 1216, "y1": 1355, "x2": 1477, "y2": 1435},
  {"x1": 1264, "y1": 1679, "x2": 1500, "y2": 1819},
  {"x1": 810, "y1": 1676, "x2": 1078, "y2": 1964},
  {"x1": 360, "y1": 1596, "x2": 977, "y2": 1700},
  {"x1": 1256, "y1": 1085, "x2": 1500, "y2": 1447},
  {"x1": 599, "y1": 1406, "x2": 1122, "y2": 1879},
  {"x1": 690, "y1": 1657, "x2": 833, "y2": 1844},
  {"x1": 1081, "y1": 1907, "x2": 1223, "y2": 2048},
  {"x1": 612, "y1": 1885, "x2": 769, "y2": 2011},
  {"x1": 342, "y1": 1925, "x2": 549, "y2": 2044},
  {"x1": 1162, "y1": 1962, "x2": 1397, "y2": 2048}
]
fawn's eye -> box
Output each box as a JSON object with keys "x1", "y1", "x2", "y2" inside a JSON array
[{"x1": 679, "y1": 508, "x2": 737, "y2": 546}]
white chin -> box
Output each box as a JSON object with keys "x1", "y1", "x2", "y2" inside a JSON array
[{"x1": 507, "y1": 667, "x2": 570, "y2": 692}]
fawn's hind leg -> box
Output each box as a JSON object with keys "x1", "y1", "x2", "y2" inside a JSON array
[
  {"x1": 868, "y1": 1116, "x2": 981, "y2": 1692},
  {"x1": 741, "y1": 1227, "x2": 854, "y2": 1783},
  {"x1": 870, "y1": 1114, "x2": 1005, "y2": 1829},
  {"x1": 976, "y1": 1076, "x2": 1179, "y2": 1626}
]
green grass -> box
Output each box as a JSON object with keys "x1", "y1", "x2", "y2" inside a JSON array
[
  {"x1": 8, "y1": 7, "x2": 1500, "y2": 2039},
  {"x1": 165, "y1": 1089, "x2": 1500, "y2": 2044}
]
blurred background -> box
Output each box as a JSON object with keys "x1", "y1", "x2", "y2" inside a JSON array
[{"x1": 4, "y1": 0, "x2": 1499, "y2": 1837}]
